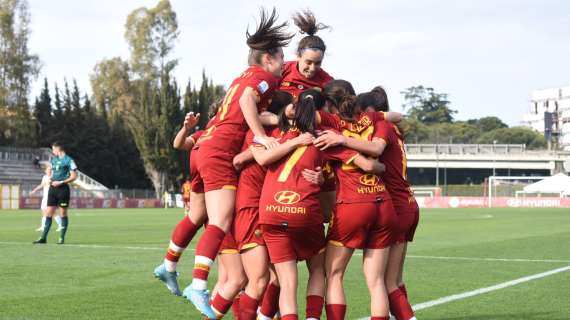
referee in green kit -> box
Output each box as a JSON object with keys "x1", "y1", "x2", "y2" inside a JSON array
[{"x1": 34, "y1": 142, "x2": 78, "y2": 244}]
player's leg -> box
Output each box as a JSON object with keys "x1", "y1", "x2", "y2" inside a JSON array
[
  {"x1": 57, "y1": 206, "x2": 68, "y2": 244},
  {"x1": 55, "y1": 214, "x2": 63, "y2": 231},
  {"x1": 259, "y1": 265, "x2": 280, "y2": 320},
  {"x1": 155, "y1": 191, "x2": 206, "y2": 296},
  {"x1": 363, "y1": 248, "x2": 390, "y2": 320},
  {"x1": 305, "y1": 251, "x2": 326, "y2": 320},
  {"x1": 211, "y1": 252, "x2": 246, "y2": 319},
  {"x1": 240, "y1": 246, "x2": 270, "y2": 320},
  {"x1": 386, "y1": 242, "x2": 414, "y2": 320},
  {"x1": 324, "y1": 244, "x2": 354, "y2": 320},
  {"x1": 274, "y1": 261, "x2": 298, "y2": 320},
  {"x1": 34, "y1": 187, "x2": 57, "y2": 244}
]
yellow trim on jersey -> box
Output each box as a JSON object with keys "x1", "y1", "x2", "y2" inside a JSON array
[
  {"x1": 240, "y1": 243, "x2": 260, "y2": 252},
  {"x1": 222, "y1": 185, "x2": 237, "y2": 190},
  {"x1": 344, "y1": 153, "x2": 359, "y2": 165},
  {"x1": 328, "y1": 240, "x2": 344, "y2": 247},
  {"x1": 220, "y1": 249, "x2": 239, "y2": 255},
  {"x1": 277, "y1": 146, "x2": 308, "y2": 182}
]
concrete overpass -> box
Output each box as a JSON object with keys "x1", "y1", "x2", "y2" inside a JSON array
[{"x1": 404, "y1": 144, "x2": 570, "y2": 185}]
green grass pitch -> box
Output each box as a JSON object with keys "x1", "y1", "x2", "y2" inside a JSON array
[{"x1": 1, "y1": 207, "x2": 569, "y2": 319}]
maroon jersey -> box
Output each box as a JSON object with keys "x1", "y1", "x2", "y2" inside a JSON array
[
  {"x1": 199, "y1": 66, "x2": 279, "y2": 154},
  {"x1": 259, "y1": 129, "x2": 358, "y2": 227},
  {"x1": 317, "y1": 111, "x2": 386, "y2": 134},
  {"x1": 279, "y1": 61, "x2": 333, "y2": 99},
  {"x1": 373, "y1": 121, "x2": 416, "y2": 207}
]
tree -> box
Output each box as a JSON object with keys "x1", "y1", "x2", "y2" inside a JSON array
[
  {"x1": 90, "y1": 57, "x2": 132, "y2": 117},
  {"x1": 467, "y1": 116, "x2": 507, "y2": 132},
  {"x1": 476, "y1": 126, "x2": 547, "y2": 149},
  {"x1": 402, "y1": 86, "x2": 457, "y2": 123},
  {"x1": 33, "y1": 77, "x2": 52, "y2": 146}
]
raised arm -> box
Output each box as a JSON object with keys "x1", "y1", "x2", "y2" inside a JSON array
[{"x1": 173, "y1": 112, "x2": 200, "y2": 150}]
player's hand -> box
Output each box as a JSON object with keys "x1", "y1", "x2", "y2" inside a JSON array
[
  {"x1": 302, "y1": 166, "x2": 324, "y2": 185},
  {"x1": 314, "y1": 130, "x2": 345, "y2": 150},
  {"x1": 51, "y1": 181, "x2": 63, "y2": 187},
  {"x1": 233, "y1": 155, "x2": 244, "y2": 171},
  {"x1": 256, "y1": 136, "x2": 279, "y2": 149},
  {"x1": 293, "y1": 133, "x2": 315, "y2": 147},
  {"x1": 184, "y1": 112, "x2": 200, "y2": 130}
]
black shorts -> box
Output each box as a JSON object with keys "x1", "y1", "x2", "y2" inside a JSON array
[{"x1": 47, "y1": 184, "x2": 70, "y2": 208}]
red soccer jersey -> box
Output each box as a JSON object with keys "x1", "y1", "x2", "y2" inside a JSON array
[
  {"x1": 181, "y1": 182, "x2": 192, "y2": 197},
  {"x1": 259, "y1": 129, "x2": 358, "y2": 227},
  {"x1": 317, "y1": 111, "x2": 386, "y2": 134},
  {"x1": 199, "y1": 66, "x2": 279, "y2": 154},
  {"x1": 373, "y1": 121, "x2": 415, "y2": 207},
  {"x1": 235, "y1": 128, "x2": 273, "y2": 210},
  {"x1": 279, "y1": 61, "x2": 333, "y2": 99}
]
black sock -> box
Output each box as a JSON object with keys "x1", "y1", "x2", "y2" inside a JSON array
[
  {"x1": 40, "y1": 217, "x2": 52, "y2": 240},
  {"x1": 60, "y1": 216, "x2": 69, "y2": 241}
]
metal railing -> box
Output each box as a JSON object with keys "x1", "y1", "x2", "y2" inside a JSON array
[
  {"x1": 405, "y1": 144, "x2": 527, "y2": 155},
  {"x1": 0, "y1": 147, "x2": 51, "y2": 162}
]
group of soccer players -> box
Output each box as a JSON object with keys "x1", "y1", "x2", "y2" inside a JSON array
[{"x1": 154, "y1": 8, "x2": 419, "y2": 320}]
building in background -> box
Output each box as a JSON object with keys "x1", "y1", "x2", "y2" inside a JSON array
[{"x1": 523, "y1": 86, "x2": 570, "y2": 150}]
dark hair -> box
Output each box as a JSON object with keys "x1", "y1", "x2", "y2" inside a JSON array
[
  {"x1": 51, "y1": 142, "x2": 64, "y2": 151},
  {"x1": 370, "y1": 86, "x2": 390, "y2": 112},
  {"x1": 278, "y1": 89, "x2": 320, "y2": 134},
  {"x1": 324, "y1": 79, "x2": 357, "y2": 119},
  {"x1": 208, "y1": 97, "x2": 223, "y2": 118},
  {"x1": 293, "y1": 10, "x2": 329, "y2": 56},
  {"x1": 356, "y1": 92, "x2": 377, "y2": 111},
  {"x1": 246, "y1": 7, "x2": 294, "y2": 65},
  {"x1": 268, "y1": 90, "x2": 293, "y2": 115}
]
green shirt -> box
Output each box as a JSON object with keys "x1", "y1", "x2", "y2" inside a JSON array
[{"x1": 50, "y1": 154, "x2": 77, "y2": 181}]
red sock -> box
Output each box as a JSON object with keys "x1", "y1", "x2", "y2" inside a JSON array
[
  {"x1": 325, "y1": 304, "x2": 346, "y2": 320},
  {"x1": 211, "y1": 293, "x2": 233, "y2": 317},
  {"x1": 281, "y1": 315, "x2": 298, "y2": 320},
  {"x1": 370, "y1": 317, "x2": 389, "y2": 320},
  {"x1": 238, "y1": 293, "x2": 259, "y2": 320},
  {"x1": 389, "y1": 289, "x2": 414, "y2": 320},
  {"x1": 399, "y1": 284, "x2": 408, "y2": 298},
  {"x1": 306, "y1": 295, "x2": 324, "y2": 319},
  {"x1": 191, "y1": 225, "x2": 226, "y2": 289},
  {"x1": 165, "y1": 216, "x2": 199, "y2": 262},
  {"x1": 260, "y1": 282, "x2": 280, "y2": 318},
  {"x1": 231, "y1": 293, "x2": 241, "y2": 320}
]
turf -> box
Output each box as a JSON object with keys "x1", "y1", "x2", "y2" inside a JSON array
[{"x1": 0, "y1": 207, "x2": 569, "y2": 319}]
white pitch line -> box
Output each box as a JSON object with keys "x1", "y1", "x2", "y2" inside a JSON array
[
  {"x1": 357, "y1": 265, "x2": 570, "y2": 319},
  {"x1": 1, "y1": 241, "x2": 569, "y2": 263}
]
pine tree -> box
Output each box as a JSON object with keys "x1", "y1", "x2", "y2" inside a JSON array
[{"x1": 33, "y1": 77, "x2": 53, "y2": 147}]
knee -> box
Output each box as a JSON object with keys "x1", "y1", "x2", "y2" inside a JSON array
[{"x1": 229, "y1": 273, "x2": 247, "y2": 290}]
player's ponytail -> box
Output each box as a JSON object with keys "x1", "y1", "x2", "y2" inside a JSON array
[
  {"x1": 246, "y1": 7, "x2": 294, "y2": 65},
  {"x1": 292, "y1": 9, "x2": 329, "y2": 56},
  {"x1": 294, "y1": 89, "x2": 321, "y2": 135}
]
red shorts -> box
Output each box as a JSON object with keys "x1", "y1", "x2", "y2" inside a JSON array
[
  {"x1": 327, "y1": 200, "x2": 397, "y2": 249},
  {"x1": 233, "y1": 207, "x2": 265, "y2": 252},
  {"x1": 195, "y1": 146, "x2": 238, "y2": 192},
  {"x1": 261, "y1": 224, "x2": 326, "y2": 264},
  {"x1": 219, "y1": 232, "x2": 239, "y2": 255},
  {"x1": 183, "y1": 196, "x2": 190, "y2": 203},
  {"x1": 393, "y1": 202, "x2": 420, "y2": 243}
]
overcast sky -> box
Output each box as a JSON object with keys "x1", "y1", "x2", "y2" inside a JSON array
[{"x1": 27, "y1": 0, "x2": 570, "y2": 126}]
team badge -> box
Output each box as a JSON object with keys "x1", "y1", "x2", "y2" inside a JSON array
[{"x1": 258, "y1": 81, "x2": 269, "y2": 94}]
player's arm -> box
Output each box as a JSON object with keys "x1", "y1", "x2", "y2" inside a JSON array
[
  {"x1": 173, "y1": 112, "x2": 200, "y2": 150},
  {"x1": 383, "y1": 111, "x2": 402, "y2": 123},
  {"x1": 251, "y1": 133, "x2": 314, "y2": 166},
  {"x1": 233, "y1": 149, "x2": 254, "y2": 171},
  {"x1": 260, "y1": 111, "x2": 279, "y2": 126},
  {"x1": 353, "y1": 155, "x2": 386, "y2": 174},
  {"x1": 240, "y1": 87, "x2": 278, "y2": 149},
  {"x1": 30, "y1": 183, "x2": 43, "y2": 194},
  {"x1": 314, "y1": 130, "x2": 384, "y2": 157}
]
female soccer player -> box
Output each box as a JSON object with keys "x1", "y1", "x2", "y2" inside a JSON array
[
  {"x1": 311, "y1": 81, "x2": 398, "y2": 320},
  {"x1": 369, "y1": 86, "x2": 419, "y2": 320},
  {"x1": 280, "y1": 10, "x2": 333, "y2": 98},
  {"x1": 253, "y1": 89, "x2": 385, "y2": 320},
  {"x1": 154, "y1": 111, "x2": 206, "y2": 296},
  {"x1": 185, "y1": 8, "x2": 294, "y2": 319}
]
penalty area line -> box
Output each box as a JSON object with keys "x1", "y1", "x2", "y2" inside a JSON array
[{"x1": 357, "y1": 265, "x2": 570, "y2": 319}]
